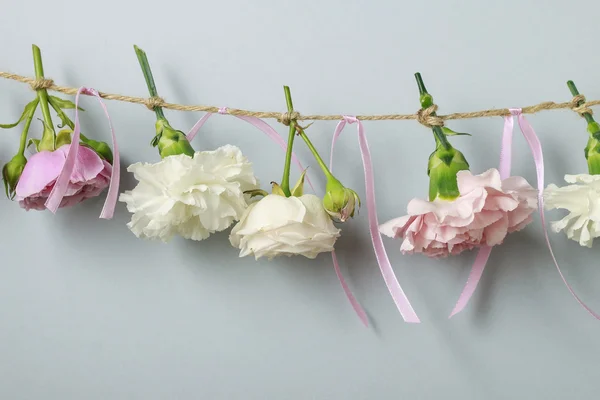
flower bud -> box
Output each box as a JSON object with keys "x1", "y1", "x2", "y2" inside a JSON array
[
  {"x1": 428, "y1": 146, "x2": 470, "y2": 201},
  {"x1": 2, "y1": 154, "x2": 27, "y2": 199},
  {"x1": 154, "y1": 119, "x2": 195, "y2": 159},
  {"x1": 323, "y1": 176, "x2": 361, "y2": 222}
]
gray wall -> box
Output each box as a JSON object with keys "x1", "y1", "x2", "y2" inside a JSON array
[{"x1": 1, "y1": 0, "x2": 599, "y2": 398}]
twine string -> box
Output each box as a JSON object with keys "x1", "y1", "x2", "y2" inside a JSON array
[{"x1": 2, "y1": 71, "x2": 599, "y2": 128}]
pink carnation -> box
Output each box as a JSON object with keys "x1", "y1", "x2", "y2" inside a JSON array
[
  {"x1": 15, "y1": 144, "x2": 111, "y2": 211},
  {"x1": 379, "y1": 169, "x2": 537, "y2": 257}
]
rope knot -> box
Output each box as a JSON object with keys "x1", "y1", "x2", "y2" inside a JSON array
[
  {"x1": 277, "y1": 111, "x2": 300, "y2": 126},
  {"x1": 30, "y1": 78, "x2": 54, "y2": 91},
  {"x1": 145, "y1": 96, "x2": 166, "y2": 111},
  {"x1": 416, "y1": 104, "x2": 444, "y2": 128},
  {"x1": 570, "y1": 94, "x2": 593, "y2": 116}
]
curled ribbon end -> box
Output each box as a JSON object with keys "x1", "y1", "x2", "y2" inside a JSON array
[
  {"x1": 359, "y1": 313, "x2": 370, "y2": 328},
  {"x1": 45, "y1": 204, "x2": 59, "y2": 214},
  {"x1": 99, "y1": 212, "x2": 114, "y2": 220},
  {"x1": 331, "y1": 250, "x2": 370, "y2": 327}
]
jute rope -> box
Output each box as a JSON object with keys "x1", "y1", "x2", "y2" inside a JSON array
[{"x1": 2, "y1": 71, "x2": 599, "y2": 127}]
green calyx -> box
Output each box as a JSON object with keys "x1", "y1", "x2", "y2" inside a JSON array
[
  {"x1": 568, "y1": 80, "x2": 600, "y2": 175},
  {"x1": 2, "y1": 154, "x2": 27, "y2": 199},
  {"x1": 415, "y1": 72, "x2": 471, "y2": 201},
  {"x1": 428, "y1": 145, "x2": 470, "y2": 201},
  {"x1": 323, "y1": 175, "x2": 360, "y2": 222},
  {"x1": 584, "y1": 123, "x2": 600, "y2": 175},
  {"x1": 152, "y1": 119, "x2": 195, "y2": 158}
]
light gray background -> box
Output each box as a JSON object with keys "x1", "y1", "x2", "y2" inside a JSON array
[{"x1": 1, "y1": 1, "x2": 599, "y2": 399}]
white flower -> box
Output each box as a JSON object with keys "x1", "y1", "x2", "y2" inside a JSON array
[
  {"x1": 119, "y1": 145, "x2": 259, "y2": 242},
  {"x1": 544, "y1": 174, "x2": 600, "y2": 247},
  {"x1": 229, "y1": 194, "x2": 341, "y2": 260}
]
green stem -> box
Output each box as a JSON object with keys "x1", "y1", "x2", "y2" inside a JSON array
[
  {"x1": 567, "y1": 80, "x2": 595, "y2": 124},
  {"x1": 280, "y1": 86, "x2": 296, "y2": 196},
  {"x1": 134, "y1": 45, "x2": 166, "y2": 120},
  {"x1": 414, "y1": 72, "x2": 452, "y2": 150},
  {"x1": 32, "y1": 44, "x2": 55, "y2": 147},
  {"x1": 18, "y1": 104, "x2": 37, "y2": 155},
  {"x1": 297, "y1": 128, "x2": 333, "y2": 179},
  {"x1": 415, "y1": 72, "x2": 428, "y2": 97}
]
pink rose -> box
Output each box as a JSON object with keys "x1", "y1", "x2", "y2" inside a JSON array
[
  {"x1": 15, "y1": 144, "x2": 111, "y2": 211},
  {"x1": 380, "y1": 169, "x2": 537, "y2": 257}
]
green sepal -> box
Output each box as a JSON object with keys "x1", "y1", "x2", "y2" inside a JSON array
[
  {"x1": 0, "y1": 98, "x2": 39, "y2": 129},
  {"x1": 48, "y1": 96, "x2": 84, "y2": 111},
  {"x1": 442, "y1": 127, "x2": 471, "y2": 137},
  {"x1": 244, "y1": 189, "x2": 269, "y2": 198},
  {"x1": 271, "y1": 182, "x2": 286, "y2": 196},
  {"x1": 290, "y1": 170, "x2": 307, "y2": 197},
  {"x1": 37, "y1": 119, "x2": 56, "y2": 152},
  {"x1": 27, "y1": 138, "x2": 40, "y2": 151},
  {"x1": 55, "y1": 129, "x2": 72, "y2": 148}
]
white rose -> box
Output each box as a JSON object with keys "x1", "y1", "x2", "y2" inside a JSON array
[
  {"x1": 544, "y1": 173, "x2": 600, "y2": 247},
  {"x1": 229, "y1": 194, "x2": 341, "y2": 259},
  {"x1": 119, "y1": 144, "x2": 258, "y2": 242}
]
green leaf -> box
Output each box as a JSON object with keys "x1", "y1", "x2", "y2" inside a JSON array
[
  {"x1": 290, "y1": 170, "x2": 307, "y2": 197},
  {"x1": 0, "y1": 98, "x2": 39, "y2": 129},
  {"x1": 48, "y1": 96, "x2": 84, "y2": 111},
  {"x1": 442, "y1": 127, "x2": 471, "y2": 137}
]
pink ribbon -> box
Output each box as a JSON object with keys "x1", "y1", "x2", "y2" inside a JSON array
[
  {"x1": 449, "y1": 111, "x2": 516, "y2": 317},
  {"x1": 185, "y1": 107, "x2": 314, "y2": 192},
  {"x1": 330, "y1": 116, "x2": 420, "y2": 323},
  {"x1": 45, "y1": 87, "x2": 120, "y2": 219},
  {"x1": 331, "y1": 249, "x2": 369, "y2": 326},
  {"x1": 451, "y1": 108, "x2": 600, "y2": 320}
]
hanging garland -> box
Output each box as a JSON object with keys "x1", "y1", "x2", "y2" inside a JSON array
[{"x1": 1, "y1": 44, "x2": 599, "y2": 326}]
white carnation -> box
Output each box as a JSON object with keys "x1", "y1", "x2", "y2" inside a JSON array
[
  {"x1": 544, "y1": 174, "x2": 600, "y2": 247},
  {"x1": 229, "y1": 194, "x2": 341, "y2": 260},
  {"x1": 119, "y1": 145, "x2": 259, "y2": 242}
]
